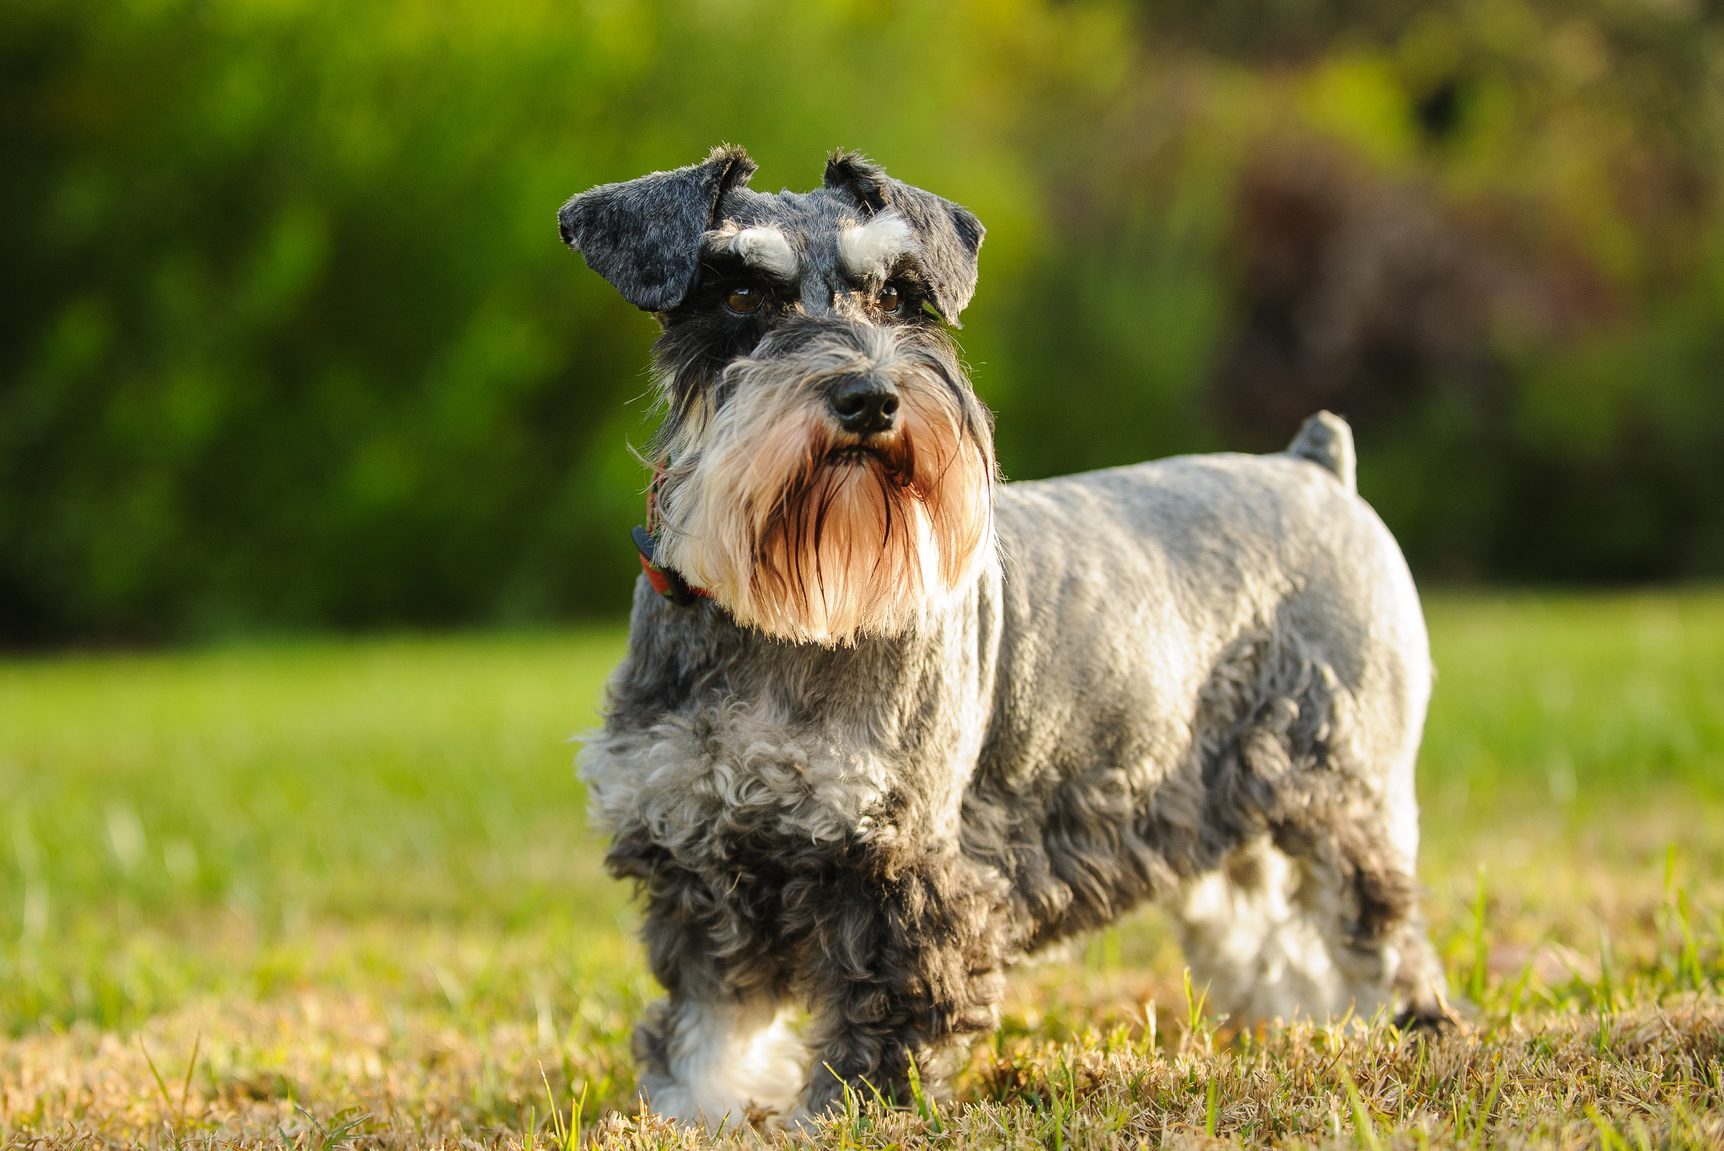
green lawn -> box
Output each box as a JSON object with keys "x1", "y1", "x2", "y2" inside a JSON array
[{"x1": 1, "y1": 592, "x2": 1721, "y2": 1148}]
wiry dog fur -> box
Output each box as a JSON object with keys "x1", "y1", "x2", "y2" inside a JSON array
[{"x1": 559, "y1": 145, "x2": 1454, "y2": 1126}]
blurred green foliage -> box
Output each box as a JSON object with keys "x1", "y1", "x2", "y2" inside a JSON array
[{"x1": 5, "y1": 0, "x2": 1723, "y2": 644}]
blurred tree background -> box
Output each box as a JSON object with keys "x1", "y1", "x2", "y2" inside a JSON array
[{"x1": 5, "y1": 0, "x2": 1723, "y2": 646}]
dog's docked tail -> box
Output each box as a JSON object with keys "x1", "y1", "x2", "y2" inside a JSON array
[{"x1": 1287, "y1": 410, "x2": 1356, "y2": 493}]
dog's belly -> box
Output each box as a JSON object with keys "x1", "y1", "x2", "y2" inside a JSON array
[{"x1": 968, "y1": 450, "x2": 1429, "y2": 947}]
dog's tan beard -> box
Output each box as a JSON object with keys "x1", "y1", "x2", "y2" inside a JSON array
[{"x1": 654, "y1": 356, "x2": 993, "y2": 646}]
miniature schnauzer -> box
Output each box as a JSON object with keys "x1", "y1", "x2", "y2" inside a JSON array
[{"x1": 559, "y1": 146, "x2": 1453, "y2": 1126}]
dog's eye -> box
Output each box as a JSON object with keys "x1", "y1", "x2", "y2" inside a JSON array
[
  {"x1": 875, "y1": 283, "x2": 901, "y2": 313},
  {"x1": 725, "y1": 285, "x2": 764, "y2": 314}
]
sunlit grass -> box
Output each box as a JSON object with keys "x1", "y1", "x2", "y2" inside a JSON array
[
  {"x1": 1, "y1": 592, "x2": 1721, "y2": 1147},
  {"x1": 0, "y1": 632, "x2": 632, "y2": 1034}
]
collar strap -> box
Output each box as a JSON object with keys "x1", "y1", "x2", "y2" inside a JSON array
[
  {"x1": 633, "y1": 465, "x2": 709, "y2": 605},
  {"x1": 632, "y1": 525, "x2": 707, "y2": 605}
]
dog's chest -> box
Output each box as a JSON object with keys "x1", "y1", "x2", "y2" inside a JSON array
[
  {"x1": 580, "y1": 697, "x2": 897, "y2": 861},
  {"x1": 580, "y1": 605, "x2": 991, "y2": 866}
]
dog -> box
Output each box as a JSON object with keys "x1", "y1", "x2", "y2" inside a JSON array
[{"x1": 559, "y1": 145, "x2": 1454, "y2": 1126}]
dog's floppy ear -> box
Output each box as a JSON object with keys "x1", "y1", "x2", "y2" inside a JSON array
[
  {"x1": 559, "y1": 145, "x2": 757, "y2": 312},
  {"x1": 824, "y1": 150, "x2": 985, "y2": 324}
]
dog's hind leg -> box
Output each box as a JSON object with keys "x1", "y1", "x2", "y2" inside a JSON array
[
  {"x1": 1175, "y1": 835, "x2": 1382, "y2": 1025},
  {"x1": 1175, "y1": 829, "x2": 1452, "y2": 1028},
  {"x1": 1386, "y1": 908, "x2": 1459, "y2": 1030},
  {"x1": 1173, "y1": 628, "x2": 1454, "y2": 1030}
]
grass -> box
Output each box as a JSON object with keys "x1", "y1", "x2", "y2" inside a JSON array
[{"x1": 1, "y1": 590, "x2": 1721, "y2": 1148}]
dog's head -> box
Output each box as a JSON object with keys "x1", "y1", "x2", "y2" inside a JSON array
[{"x1": 559, "y1": 146, "x2": 995, "y2": 645}]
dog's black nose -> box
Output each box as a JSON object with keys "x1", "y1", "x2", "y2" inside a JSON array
[{"x1": 828, "y1": 375, "x2": 900, "y2": 436}]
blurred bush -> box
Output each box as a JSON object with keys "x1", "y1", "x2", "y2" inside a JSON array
[{"x1": 4, "y1": 0, "x2": 1722, "y2": 645}]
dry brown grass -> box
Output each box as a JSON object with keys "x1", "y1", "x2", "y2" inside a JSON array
[{"x1": 4, "y1": 975, "x2": 1720, "y2": 1148}]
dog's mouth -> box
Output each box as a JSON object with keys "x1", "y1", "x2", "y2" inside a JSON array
[
  {"x1": 824, "y1": 441, "x2": 914, "y2": 482},
  {"x1": 815, "y1": 443, "x2": 922, "y2": 505}
]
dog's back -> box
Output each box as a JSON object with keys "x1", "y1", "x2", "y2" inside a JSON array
[{"x1": 987, "y1": 412, "x2": 1421, "y2": 744}]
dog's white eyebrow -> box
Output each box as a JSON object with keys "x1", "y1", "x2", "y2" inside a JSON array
[
  {"x1": 703, "y1": 223, "x2": 799, "y2": 281},
  {"x1": 837, "y1": 212, "x2": 914, "y2": 280}
]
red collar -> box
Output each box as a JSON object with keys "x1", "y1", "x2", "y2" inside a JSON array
[{"x1": 633, "y1": 466, "x2": 710, "y2": 605}]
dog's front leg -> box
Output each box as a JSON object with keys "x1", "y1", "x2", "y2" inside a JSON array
[
  {"x1": 622, "y1": 850, "x2": 805, "y2": 1126},
  {"x1": 633, "y1": 994, "x2": 804, "y2": 1126},
  {"x1": 791, "y1": 850, "x2": 1007, "y2": 1118}
]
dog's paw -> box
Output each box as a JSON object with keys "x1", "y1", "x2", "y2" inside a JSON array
[{"x1": 1392, "y1": 990, "x2": 1468, "y2": 1035}]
